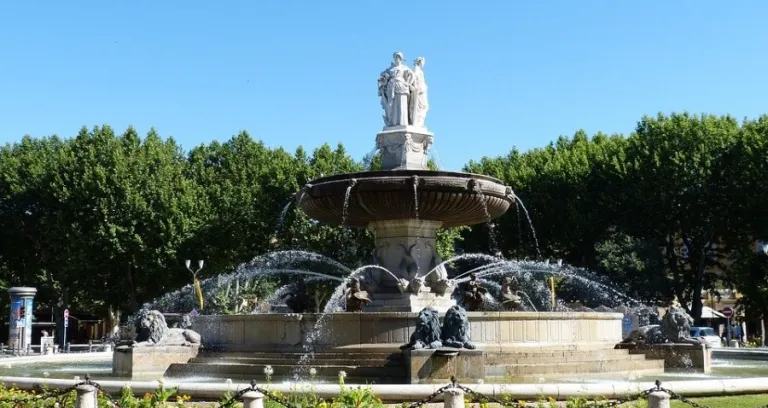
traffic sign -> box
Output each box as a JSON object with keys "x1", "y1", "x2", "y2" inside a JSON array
[
  {"x1": 63, "y1": 309, "x2": 69, "y2": 328},
  {"x1": 721, "y1": 307, "x2": 734, "y2": 319}
]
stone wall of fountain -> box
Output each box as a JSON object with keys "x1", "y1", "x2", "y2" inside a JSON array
[{"x1": 192, "y1": 312, "x2": 624, "y2": 352}]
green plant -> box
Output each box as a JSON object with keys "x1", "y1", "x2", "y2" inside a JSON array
[{"x1": 331, "y1": 385, "x2": 384, "y2": 408}]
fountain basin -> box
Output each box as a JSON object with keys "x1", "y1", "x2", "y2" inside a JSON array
[
  {"x1": 158, "y1": 311, "x2": 665, "y2": 383},
  {"x1": 193, "y1": 312, "x2": 623, "y2": 352},
  {"x1": 297, "y1": 170, "x2": 514, "y2": 228}
]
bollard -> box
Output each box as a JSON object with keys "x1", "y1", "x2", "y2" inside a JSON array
[
  {"x1": 648, "y1": 390, "x2": 671, "y2": 408},
  {"x1": 442, "y1": 387, "x2": 464, "y2": 408},
  {"x1": 241, "y1": 391, "x2": 265, "y2": 408},
  {"x1": 75, "y1": 384, "x2": 98, "y2": 408}
]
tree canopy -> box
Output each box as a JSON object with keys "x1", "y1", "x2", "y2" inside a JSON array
[{"x1": 1, "y1": 113, "x2": 767, "y2": 342}]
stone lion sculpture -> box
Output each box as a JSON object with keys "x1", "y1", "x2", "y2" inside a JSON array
[
  {"x1": 400, "y1": 307, "x2": 442, "y2": 350},
  {"x1": 621, "y1": 306, "x2": 703, "y2": 345},
  {"x1": 621, "y1": 324, "x2": 664, "y2": 344},
  {"x1": 662, "y1": 306, "x2": 703, "y2": 345},
  {"x1": 133, "y1": 309, "x2": 202, "y2": 347},
  {"x1": 441, "y1": 305, "x2": 475, "y2": 349}
]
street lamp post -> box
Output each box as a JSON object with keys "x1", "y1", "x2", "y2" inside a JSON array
[{"x1": 186, "y1": 260, "x2": 205, "y2": 311}]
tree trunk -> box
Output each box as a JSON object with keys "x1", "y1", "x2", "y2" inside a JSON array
[
  {"x1": 666, "y1": 236, "x2": 685, "y2": 307},
  {"x1": 762, "y1": 314, "x2": 767, "y2": 347}
]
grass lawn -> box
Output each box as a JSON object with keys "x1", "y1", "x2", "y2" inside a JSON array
[
  {"x1": 616, "y1": 394, "x2": 768, "y2": 407},
  {"x1": 668, "y1": 394, "x2": 768, "y2": 408}
]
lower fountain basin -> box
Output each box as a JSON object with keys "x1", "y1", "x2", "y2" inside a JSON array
[
  {"x1": 297, "y1": 170, "x2": 514, "y2": 228},
  {"x1": 192, "y1": 312, "x2": 623, "y2": 352},
  {"x1": 159, "y1": 312, "x2": 665, "y2": 384}
]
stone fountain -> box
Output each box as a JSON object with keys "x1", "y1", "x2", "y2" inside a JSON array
[
  {"x1": 156, "y1": 52, "x2": 666, "y2": 384},
  {"x1": 297, "y1": 52, "x2": 514, "y2": 312}
]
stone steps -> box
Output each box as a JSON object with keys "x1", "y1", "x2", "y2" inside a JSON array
[
  {"x1": 199, "y1": 351, "x2": 402, "y2": 360},
  {"x1": 166, "y1": 361, "x2": 404, "y2": 379},
  {"x1": 487, "y1": 354, "x2": 649, "y2": 366},
  {"x1": 166, "y1": 346, "x2": 665, "y2": 383},
  {"x1": 487, "y1": 358, "x2": 665, "y2": 376},
  {"x1": 485, "y1": 349, "x2": 647, "y2": 365},
  {"x1": 188, "y1": 356, "x2": 402, "y2": 367}
]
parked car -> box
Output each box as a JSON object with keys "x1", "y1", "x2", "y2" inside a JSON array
[{"x1": 690, "y1": 326, "x2": 722, "y2": 348}]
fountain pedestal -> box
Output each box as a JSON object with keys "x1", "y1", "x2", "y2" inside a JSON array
[
  {"x1": 405, "y1": 348, "x2": 485, "y2": 384},
  {"x1": 365, "y1": 291, "x2": 455, "y2": 313},
  {"x1": 366, "y1": 219, "x2": 456, "y2": 312},
  {"x1": 376, "y1": 126, "x2": 433, "y2": 171}
]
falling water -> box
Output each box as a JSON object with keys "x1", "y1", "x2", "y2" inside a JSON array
[
  {"x1": 137, "y1": 247, "x2": 653, "y2": 380},
  {"x1": 418, "y1": 253, "x2": 504, "y2": 280},
  {"x1": 276, "y1": 199, "x2": 294, "y2": 235},
  {"x1": 428, "y1": 147, "x2": 445, "y2": 170},
  {"x1": 363, "y1": 147, "x2": 380, "y2": 171},
  {"x1": 252, "y1": 250, "x2": 352, "y2": 274},
  {"x1": 515, "y1": 202, "x2": 523, "y2": 246},
  {"x1": 294, "y1": 267, "x2": 373, "y2": 376},
  {"x1": 515, "y1": 197, "x2": 541, "y2": 258},
  {"x1": 412, "y1": 176, "x2": 420, "y2": 219},
  {"x1": 341, "y1": 180, "x2": 356, "y2": 226}
]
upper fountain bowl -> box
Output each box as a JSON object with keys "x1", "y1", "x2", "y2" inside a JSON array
[{"x1": 297, "y1": 170, "x2": 515, "y2": 228}]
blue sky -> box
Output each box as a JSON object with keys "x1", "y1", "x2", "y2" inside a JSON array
[{"x1": 1, "y1": 1, "x2": 767, "y2": 170}]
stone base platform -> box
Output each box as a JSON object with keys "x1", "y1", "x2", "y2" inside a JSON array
[
  {"x1": 616, "y1": 343, "x2": 712, "y2": 373},
  {"x1": 168, "y1": 311, "x2": 665, "y2": 383},
  {"x1": 164, "y1": 346, "x2": 664, "y2": 384},
  {"x1": 113, "y1": 345, "x2": 200, "y2": 379},
  {"x1": 405, "y1": 348, "x2": 484, "y2": 384}
]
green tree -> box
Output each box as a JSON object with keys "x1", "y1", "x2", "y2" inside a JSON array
[
  {"x1": 593, "y1": 229, "x2": 671, "y2": 303},
  {"x1": 463, "y1": 130, "x2": 628, "y2": 265},
  {"x1": 0, "y1": 135, "x2": 72, "y2": 315},
  {"x1": 51, "y1": 126, "x2": 198, "y2": 313},
  {"x1": 730, "y1": 248, "x2": 768, "y2": 346},
  {"x1": 623, "y1": 113, "x2": 741, "y2": 320}
]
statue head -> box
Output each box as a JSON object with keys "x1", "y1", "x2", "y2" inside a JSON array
[
  {"x1": 134, "y1": 309, "x2": 169, "y2": 343},
  {"x1": 416, "y1": 307, "x2": 441, "y2": 343},
  {"x1": 441, "y1": 305, "x2": 471, "y2": 345},
  {"x1": 392, "y1": 52, "x2": 404, "y2": 64},
  {"x1": 414, "y1": 57, "x2": 425, "y2": 67},
  {"x1": 348, "y1": 277, "x2": 361, "y2": 291}
]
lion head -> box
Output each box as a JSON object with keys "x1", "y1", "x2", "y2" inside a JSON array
[
  {"x1": 134, "y1": 309, "x2": 169, "y2": 344},
  {"x1": 416, "y1": 307, "x2": 441, "y2": 343},
  {"x1": 441, "y1": 305, "x2": 474, "y2": 349},
  {"x1": 662, "y1": 306, "x2": 694, "y2": 343}
]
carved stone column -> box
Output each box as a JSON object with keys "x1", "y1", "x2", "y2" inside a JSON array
[
  {"x1": 364, "y1": 219, "x2": 455, "y2": 312},
  {"x1": 376, "y1": 126, "x2": 434, "y2": 170}
]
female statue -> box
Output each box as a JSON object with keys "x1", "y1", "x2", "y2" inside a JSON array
[
  {"x1": 378, "y1": 52, "x2": 412, "y2": 127},
  {"x1": 409, "y1": 57, "x2": 429, "y2": 128}
]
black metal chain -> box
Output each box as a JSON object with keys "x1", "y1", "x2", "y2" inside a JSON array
[
  {"x1": 640, "y1": 379, "x2": 711, "y2": 408},
  {"x1": 3, "y1": 376, "x2": 768, "y2": 408},
  {"x1": 218, "y1": 380, "x2": 308, "y2": 408},
  {"x1": 450, "y1": 376, "x2": 646, "y2": 408},
  {"x1": 81, "y1": 374, "x2": 122, "y2": 407},
  {"x1": 405, "y1": 377, "x2": 458, "y2": 408},
  {"x1": 0, "y1": 374, "x2": 121, "y2": 407}
]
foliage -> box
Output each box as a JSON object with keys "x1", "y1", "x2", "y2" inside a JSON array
[
  {"x1": 464, "y1": 113, "x2": 768, "y2": 322},
  {"x1": 593, "y1": 229, "x2": 671, "y2": 303},
  {"x1": 2, "y1": 111, "x2": 768, "y2": 323}
]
